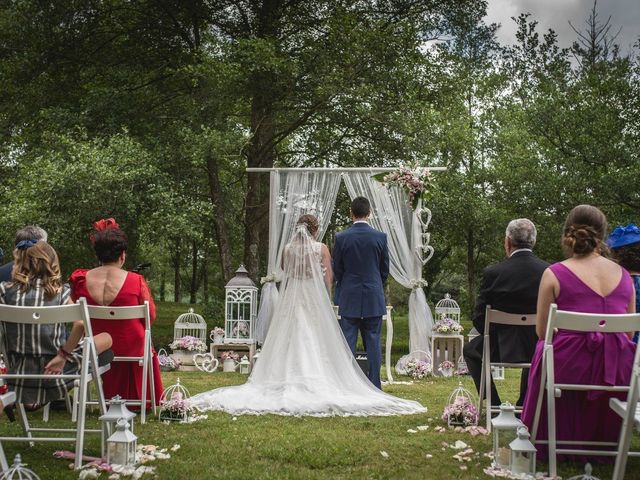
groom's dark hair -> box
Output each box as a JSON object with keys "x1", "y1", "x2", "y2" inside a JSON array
[{"x1": 351, "y1": 197, "x2": 371, "y2": 219}]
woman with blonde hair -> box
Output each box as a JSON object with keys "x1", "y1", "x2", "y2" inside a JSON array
[{"x1": 0, "y1": 239, "x2": 112, "y2": 412}]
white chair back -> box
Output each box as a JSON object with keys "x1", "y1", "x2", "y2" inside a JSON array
[
  {"x1": 86, "y1": 302, "x2": 155, "y2": 423},
  {"x1": 0, "y1": 391, "x2": 16, "y2": 472}
]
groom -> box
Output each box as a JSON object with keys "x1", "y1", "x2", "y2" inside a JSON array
[{"x1": 333, "y1": 197, "x2": 389, "y2": 389}]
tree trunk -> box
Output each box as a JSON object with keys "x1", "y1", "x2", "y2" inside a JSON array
[
  {"x1": 203, "y1": 247, "x2": 209, "y2": 304},
  {"x1": 466, "y1": 228, "x2": 476, "y2": 319},
  {"x1": 190, "y1": 239, "x2": 198, "y2": 304},
  {"x1": 160, "y1": 270, "x2": 166, "y2": 302},
  {"x1": 173, "y1": 238, "x2": 181, "y2": 303},
  {"x1": 205, "y1": 150, "x2": 234, "y2": 282}
]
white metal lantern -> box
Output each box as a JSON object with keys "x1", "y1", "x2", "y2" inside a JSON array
[
  {"x1": 509, "y1": 426, "x2": 537, "y2": 476},
  {"x1": 174, "y1": 308, "x2": 207, "y2": 344},
  {"x1": 491, "y1": 402, "x2": 524, "y2": 469},
  {"x1": 238, "y1": 355, "x2": 251, "y2": 374},
  {"x1": 445, "y1": 382, "x2": 478, "y2": 427},
  {"x1": 225, "y1": 265, "x2": 257, "y2": 344},
  {"x1": 435, "y1": 293, "x2": 461, "y2": 323},
  {"x1": 99, "y1": 395, "x2": 136, "y2": 458},
  {"x1": 0, "y1": 455, "x2": 40, "y2": 480},
  {"x1": 106, "y1": 419, "x2": 137, "y2": 467},
  {"x1": 159, "y1": 378, "x2": 192, "y2": 423}
]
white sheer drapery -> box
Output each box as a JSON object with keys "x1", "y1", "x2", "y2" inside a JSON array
[
  {"x1": 342, "y1": 172, "x2": 433, "y2": 357},
  {"x1": 254, "y1": 171, "x2": 341, "y2": 343}
]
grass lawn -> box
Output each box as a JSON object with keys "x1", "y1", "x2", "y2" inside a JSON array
[{"x1": 2, "y1": 303, "x2": 639, "y2": 479}]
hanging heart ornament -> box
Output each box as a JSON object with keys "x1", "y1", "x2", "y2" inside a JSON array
[
  {"x1": 415, "y1": 207, "x2": 432, "y2": 231},
  {"x1": 194, "y1": 353, "x2": 219, "y2": 373},
  {"x1": 415, "y1": 245, "x2": 434, "y2": 265}
]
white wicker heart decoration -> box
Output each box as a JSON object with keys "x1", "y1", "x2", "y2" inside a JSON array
[
  {"x1": 416, "y1": 207, "x2": 432, "y2": 231},
  {"x1": 193, "y1": 353, "x2": 219, "y2": 373},
  {"x1": 415, "y1": 245, "x2": 434, "y2": 265}
]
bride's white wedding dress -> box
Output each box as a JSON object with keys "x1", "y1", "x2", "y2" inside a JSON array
[{"x1": 188, "y1": 226, "x2": 426, "y2": 416}]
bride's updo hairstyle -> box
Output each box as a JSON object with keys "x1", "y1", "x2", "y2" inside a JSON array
[
  {"x1": 296, "y1": 214, "x2": 319, "y2": 237},
  {"x1": 562, "y1": 205, "x2": 608, "y2": 256}
]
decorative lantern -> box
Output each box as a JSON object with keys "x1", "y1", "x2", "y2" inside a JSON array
[
  {"x1": 99, "y1": 395, "x2": 136, "y2": 458},
  {"x1": 174, "y1": 308, "x2": 207, "y2": 344},
  {"x1": 225, "y1": 265, "x2": 258, "y2": 344},
  {"x1": 567, "y1": 463, "x2": 599, "y2": 480},
  {"x1": 456, "y1": 355, "x2": 469, "y2": 375},
  {"x1": 467, "y1": 327, "x2": 480, "y2": 343},
  {"x1": 491, "y1": 402, "x2": 524, "y2": 469},
  {"x1": 491, "y1": 365, "x2": 505, "y2": 381},
  {"x1": 238, "y1": 355, "x2": 251, "y2": 374},
  {"x1": 434, "y1": 293, "x2": 461, "y2": 323},
  {"x1": 444, "y1": 382, "x2": 478, "y2": 427},
  {"x1": 106, "y1": 419, "x2": 137, "y2": 467},
  {"x1": 0, "y1": 455, "x2": 40, "y2": 480},
  {"x1": 159, "y1": 378, "x2": 192, "y2": 423},
  {"x1": 509, "y1": 426, "x2": 536, "y2": 476}
]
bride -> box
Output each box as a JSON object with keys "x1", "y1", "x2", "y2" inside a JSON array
[{"x1": 188, "y1": 215, "x2": 426, "y2": 416}]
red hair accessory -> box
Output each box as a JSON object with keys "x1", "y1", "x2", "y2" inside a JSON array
[{"x1": 90, "y1": 218, "x2": 120, "y2": 244}]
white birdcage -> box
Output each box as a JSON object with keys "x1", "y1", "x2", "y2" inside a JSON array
[
  {"x1": 0, "y1": 455, "x2": 40, "y2": 480},
  {"x1": 173, "y1": 308, "x2": 207, "y2": 344},
  {"x1": 444, "y1": 382, "x2": 478, "y2": 427},
  {"x1": 225, "y1": 265, "x2": 257, "y2": 344},
  {"x1": 435, "y1": 293, "x2": 461, "y2": 323},
  {"x1": 159, "y1": 378, "x2": 192, "y2": 423}
]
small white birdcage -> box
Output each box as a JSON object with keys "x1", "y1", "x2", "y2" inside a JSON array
[
  {"x1": 443, "y1": 382, "x2": 478, "y2": 427},
  {"x1": 435, "y1": 293, "x2": 461, "y2": 323},
  {"x1": 159, "y1": 378, "x2": 192, "y2": 423},
  {"x1": 225, "y1": 265, "x2": 258, "y2": 344},
  {"x1": 0, "y1": 455, "x2": 40, "y2": 480},
  {"x1": 173, "y1": 308, "x2": 207, "y2": 344}
]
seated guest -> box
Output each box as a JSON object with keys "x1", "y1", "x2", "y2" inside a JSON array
[
  {"x1": 0, "y1": 240, "x2": 112, "y2": 411},
  {"x1": 608, "y1": 223, "x2": 640, "y2": 342},
  {"x1": 0, "y1": 226, "x2": 48, "y2": 283},
  {"x1": 521, "y1": 205, "x2": 636, "y2": 460},
  {"x1": 463, "y1": 218, "x2": 548, "y2": 406},
  {"x1": 70, "y1": 218, "x2": 163, "y2": 406}
]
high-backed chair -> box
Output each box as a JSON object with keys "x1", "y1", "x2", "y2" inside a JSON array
[
  {"x1": 530, "y1": 304, "x2": 640, "y2": 477},
  {"x1": 478, "y1": 306, "x2": 536, "y2": 430},
  {"x1": 611, "y1": 335, "x2": 640, "y2": 480},
  {"x1": 86, "y1": 302, "x2": 156, "y2": 423},
  {"x1": 0, "y1": 297, "x2": 106, "y2": 469}
]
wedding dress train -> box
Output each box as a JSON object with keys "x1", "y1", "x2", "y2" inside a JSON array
[{"x1": 188, "y1": 226, "x2": 426, "y2": 417}]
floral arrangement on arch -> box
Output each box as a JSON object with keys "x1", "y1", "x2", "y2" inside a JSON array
[
  {"x1": 404, "y1": 358, "x2": 432, "y2": 379},
  {"x1": 373, "y1": 165, "x2": 433, "y2": 209},
  {"x1": 169, "y1": 335, "x2": 207, "y2": 353},
  {"x1": 220, "y1": 351, "x2": 240, "y2": 361},
  {"x1": 441, "y1": 396, "x2": 479, "y2": 427},
  {"x1": 434, "y1": 317, "x2": 464, "y2": 335},
  {"x1": 232, "y1": 321, "x2": 250, "y2": 338}
]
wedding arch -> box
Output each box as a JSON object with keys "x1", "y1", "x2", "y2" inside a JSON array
[{"x1": 246, "y1": 166, "x2": 446, "y2": 383}]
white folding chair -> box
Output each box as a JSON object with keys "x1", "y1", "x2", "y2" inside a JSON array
[
  {"x1": 0, "y1": 391, "x2": 16, "y2": 472},
  {"x1": 0, "y1": 297, "x2": 106, "y2": 469},
  {"x1": 478, "y1": 306, "x2": 536, "y2": 430},
  {"x1": 530, "y1": 304, "x2": 640, "y2": 477},
  {"x1": 611, "y1": 336, "x2": 640, "y2": 480},
  {"x1": 86, "y1": 302, "x2": 156, "y2": 423}
]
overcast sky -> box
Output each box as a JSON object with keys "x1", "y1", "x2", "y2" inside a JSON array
[{"x1": 484, "y1": 0, "x2": 640, "y2": 53}]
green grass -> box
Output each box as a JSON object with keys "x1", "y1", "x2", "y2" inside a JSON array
[{"x1": 2, "y1": 304, "x2": 640, "y2": 479}]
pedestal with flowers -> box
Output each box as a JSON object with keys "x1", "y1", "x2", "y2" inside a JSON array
[{"x1": 431, "y1": 314, "x2": 464, "y2": 376}]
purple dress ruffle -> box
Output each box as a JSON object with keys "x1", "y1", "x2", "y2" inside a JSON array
[{"x1": 521, "y1": 262, "x2": 635, "y2": 461}]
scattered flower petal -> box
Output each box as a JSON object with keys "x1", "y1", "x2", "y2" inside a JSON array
[
  {"x1": 170, "y1": 444, "x2": 181, "y2": 452},
  {"x1": 417, "y1": 425, "x2": 429, "y2": 431},
  {"x1": 407, "y1": 429, "x2": 418, "y2": 433},
  {"x1": 380, "y1": 451, "x2": 389, "y2": 458},
  {"x1": 425, "y1": 454, "x2": 433, "y2": 459}
]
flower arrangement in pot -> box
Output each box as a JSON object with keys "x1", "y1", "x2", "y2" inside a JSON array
[
  {"x1": 433, "y1": 317, "x2": 464, "y2": 335},
  {"x1": 159, "y1": 390, "x2": 194, "y2": 423},
  {"x1": 438, "y1": 360, "x2": 455, "y2": 377},
  {"x1": 231, "y1": 321, "x2": 250, "y2": 339},
  {"x1": 210, "y1": 326, "x2": 225, "y2": 344},
  {"x1": 158, "y1": 348, "x2": 181, "y2": 372},
  {"x1": 169, "y1": 336, "x2": 207, "y2": 366},
  {"x1": 404, "y1": 358, "x2": 432, "y2": 380},
  {"x1": 221, "y1": 351, "x2": 240, "y2": 372},
  {"x1": 441, "y1": 396, "x2": 479, "y2": 427}
]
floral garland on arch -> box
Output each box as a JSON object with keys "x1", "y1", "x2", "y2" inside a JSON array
[{"x1": 373, "y1": 165, "x2": 434, "y2": 210}]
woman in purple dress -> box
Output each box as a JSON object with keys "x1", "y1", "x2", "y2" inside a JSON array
[{"x1": 521, "y1": 205, "x2": 636, "y2": 460}]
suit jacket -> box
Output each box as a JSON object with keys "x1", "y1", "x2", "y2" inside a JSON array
[
  {"x1": 0, "y1": 261, "x2": 12, "y2": 283},
  {"x1": 333, "y1": 222, "x2": 389, "y2": 318},
  {"x1": 473, "y1": 250, "x2": 549, "y2": 364}
]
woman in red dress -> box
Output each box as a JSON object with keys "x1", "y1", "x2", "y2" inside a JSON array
[{"x1": 70, "y1": 218, "x2": 163, "y2": 406}]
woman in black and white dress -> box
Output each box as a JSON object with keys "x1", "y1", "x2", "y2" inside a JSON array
[{"x1": 0, "y1": 239, "x2": 112, "y2": 412}]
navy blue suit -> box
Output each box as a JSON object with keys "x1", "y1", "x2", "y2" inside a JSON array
[{"x1": 333, "y1": 222, "x2": 389, "y2": 388}]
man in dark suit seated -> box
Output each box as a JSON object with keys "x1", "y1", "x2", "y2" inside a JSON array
[
  {"x1": 0, "y1": 226, "x2": 48, "y2": 282},
  {"x1": 463, "y1": 218, "x2": 548, "y2": 406}
]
